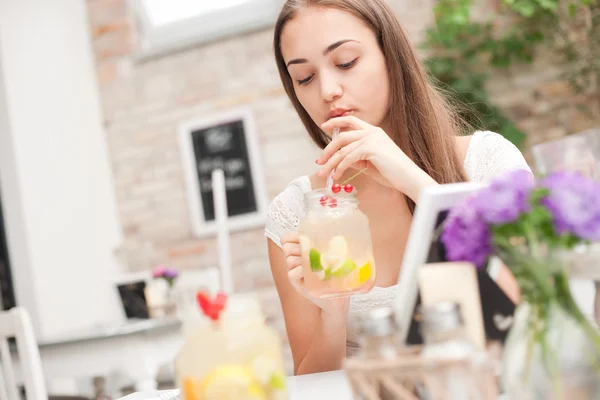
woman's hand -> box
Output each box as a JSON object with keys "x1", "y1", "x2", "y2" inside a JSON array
[
  {"x1": 281, "y1": 231, "x2": 349, "y2": 318},
  {"x1": 317, "y1": 115, "x2": 437, "y2": 201}
]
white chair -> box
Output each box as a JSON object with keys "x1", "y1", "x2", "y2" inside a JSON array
[{"x1": 0, "y1": 307, "x2": 47, "y2": 400}]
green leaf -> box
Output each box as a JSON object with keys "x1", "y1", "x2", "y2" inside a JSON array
[
  {"x1": 513, "y1": 3, "x2": 537, "y2": 17},
  {"x1": 530, "y1": 187, "x2": 550, "y2": 204}
]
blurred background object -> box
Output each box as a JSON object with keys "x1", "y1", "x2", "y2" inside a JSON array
[{"x1": 532, "y1": 128, "x2": 600, "y2": 179}]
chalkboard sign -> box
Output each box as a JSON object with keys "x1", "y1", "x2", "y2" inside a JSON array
[{"x1": 178, "y1": 108, "x2": 268, "y2": 237}]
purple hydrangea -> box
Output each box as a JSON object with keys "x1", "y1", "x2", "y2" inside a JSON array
[
  {"x1": 163, "y1": 268, "x2": 179, "y2": 279},
  {"x1": 541, "y1": 171, "x2": 600, "y2": 241},
  {"x1": 441, "y1": 194, "x2": 493, "y2": 268},
  {"x1": 475, "y1": 169, "x2": 535, "y2": 224}
]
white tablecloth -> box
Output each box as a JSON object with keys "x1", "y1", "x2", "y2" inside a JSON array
[{"x1": 118, "y1": 370, "x2": 354, "y2": 400}]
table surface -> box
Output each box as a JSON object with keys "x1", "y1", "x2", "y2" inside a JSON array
[{"x1": 119, "y1": 370, "x2": 354, "y2": 400}]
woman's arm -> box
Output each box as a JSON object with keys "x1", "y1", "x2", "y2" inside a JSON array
[
  {"x1": 489, "y1": 257, "x2": 522, "y2": 304},
  {"x1": 267, "y1": 239, "x2": 348, "y2": 374}
]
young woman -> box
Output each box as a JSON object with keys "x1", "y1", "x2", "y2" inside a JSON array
[{"x1": 265, "y1": 0, "x2": 531, "y2": 375}]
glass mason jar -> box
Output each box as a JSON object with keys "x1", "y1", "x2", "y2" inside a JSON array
[
  {"x1": 298, "y1": 188, "x2": 376, "y2": 299},
  {"x1": 176, "y1": 293, "x2": 288, "y2": 400}
]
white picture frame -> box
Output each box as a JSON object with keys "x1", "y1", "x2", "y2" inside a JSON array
[
  {"x1": 394, "y1": 181, "x2": 487, "y2": 343},
  {"x1": 178, "y1": 107, "x2": 269, "y2": 238}
]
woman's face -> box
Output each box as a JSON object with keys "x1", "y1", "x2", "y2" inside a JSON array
[{"x1": 280, "y1": 6, "x2": 391, "y2": 135}]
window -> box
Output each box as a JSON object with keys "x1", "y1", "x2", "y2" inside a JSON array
[{"x1": 133, "y1": 0, "x2": 282, "y2": 59}]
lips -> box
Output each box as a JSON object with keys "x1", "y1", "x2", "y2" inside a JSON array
[{"x1": 328, "y1": 108, "x2": 353, "y2": 120}]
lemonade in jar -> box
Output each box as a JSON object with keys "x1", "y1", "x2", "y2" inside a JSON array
[
  {"x1": 298, "y1": 184, "x2": 376, "y2": 299},
  {"x1": 176, "y1": 291, "x2": 288, "y2": 400}
]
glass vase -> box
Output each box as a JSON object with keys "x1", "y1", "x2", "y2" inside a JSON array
[{"x1": 501, "y1": 300, "x2": 600, "y2": 399}]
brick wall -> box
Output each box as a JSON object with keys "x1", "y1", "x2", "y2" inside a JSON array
[{"x1": 86, "y1": 0, "x2": 599, "y2": 374}]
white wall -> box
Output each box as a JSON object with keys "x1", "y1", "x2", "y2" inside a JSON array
[{"x1": 0, "y1": 0, "x2": 125, "y2": 339}]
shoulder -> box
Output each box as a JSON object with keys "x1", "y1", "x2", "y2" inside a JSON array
[
  {"x1": 454, "y1": 134, "x2": 473, "y2": 164},
  {"x1": 264, "y1": 176, "x2": 311, "y2": 248},
  {"x1": 463, "y1": 131, "x2": 532, "y2": 182}
]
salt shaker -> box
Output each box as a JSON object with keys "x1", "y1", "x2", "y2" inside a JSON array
[
  {"x1": 420, "y1": 301, "x2": 477, "y2": 399},
  {"x1": 356, "y1": 307, "x2": 401, "y2": 359},
  {"x1": 355, "y1": 307, "x2": 401, "y2": 399}
]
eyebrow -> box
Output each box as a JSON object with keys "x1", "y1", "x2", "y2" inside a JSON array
[{"x1": 286, "y1": 39, "x2": 359, "y2": 67}]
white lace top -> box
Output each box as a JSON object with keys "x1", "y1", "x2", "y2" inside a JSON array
[{"x1": 264, "y1": 131, "x2": 532, "y2": 355}]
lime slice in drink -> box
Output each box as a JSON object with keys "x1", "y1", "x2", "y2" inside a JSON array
[
  {"x1": 269, "y1": 372, "x2": 287, "y2": 390},
  {"x1": 317, "y1": 268, "x2": 333, "y2": 281},
  {"x1": 328, "y1": 235, "x2": 348, "y2": 259},
  {"x1": 331, "y1": 259, "x2": 357, "y2": 278},
  {"x1": 309, "y1": 248, "x2": 323, "y2": 272}
]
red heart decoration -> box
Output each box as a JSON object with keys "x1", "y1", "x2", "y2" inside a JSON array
[{"x1": 196, "y1": 291, "x2": 228, "y2": 321}]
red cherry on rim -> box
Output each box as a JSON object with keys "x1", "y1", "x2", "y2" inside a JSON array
[
  {"x1": 343, "y1": 184, "x2": 353, "y2": 193},
  {"x1": 331, "y1": 184, "x2": 341, "y2": 193}
]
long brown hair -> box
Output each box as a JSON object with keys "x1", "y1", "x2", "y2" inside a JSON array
[{"x1": 273, "y1": 0, "x2": 468, "y2": 212}]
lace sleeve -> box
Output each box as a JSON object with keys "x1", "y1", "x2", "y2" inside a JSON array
[
  {"x1": 264, "y1": 177, "x2": 309, "y2": 248},
  {"x1": 464, "y1": 131, "x2": 533, "y2": 182}
]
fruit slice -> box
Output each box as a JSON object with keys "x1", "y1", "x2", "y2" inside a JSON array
[
  {"x1": 299, "y1": 235, "x2": 311, "y2": 257},
  {"x1": 309, "y1": 248, "x2": 322, "y2": 272},
  {"x1": 328, "y1": 236, "x2": 348, "y2": 259},
  {"x1": 358, "y1": 262, "x2": 374, "y2": 284},
  {"x1": 317, "y1": 268, "x2": 333, "y2": 281},
  {"x1": 331, "y1": 259, "x2": 357, "y2": 278},
  {"x1": 183, "y1": 378, "x2": 199, "y2": 400},
  {"x1": 269, "y1": 372, "x2": 286, "y2": 390},
  {"x1": 320, "y1": 253, "x2": 344, "y2": 271},
  {"x1": 200, "y1": 365, "x2": 266, "y2": 400},
  {"x1": 250, "y1": 355, "x2": 277, "y2": 386}
]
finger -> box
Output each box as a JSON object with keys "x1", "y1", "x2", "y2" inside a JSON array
[
  {"x1": 282, "y1": 242, "x2": 301, "y2": 257},
  {"x1": 318, "y1": 140, "x2": 363, "y2": 178},
  {"x1": 321, "y1": 115, "x2": 371, "y2": 134},
  {"x1": 285, "y1": 255, "x2": 303, "y2": 271},
  {"x1": 317, "y1": 130, "x2": 364, "y2": 165},
  {"x1": 333, "y1": 146, "x2": 369, "y2": 180},
  {"x1": 280, "y1": 231, "x2": 299, "y2": 245},
  {"x1": 288, "y1": 265, "x2": 304, "y2": 288}
]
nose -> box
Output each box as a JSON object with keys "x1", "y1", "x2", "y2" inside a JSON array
[{"x1": 320, "y1": 71, "x2": 342, "y2": 103}]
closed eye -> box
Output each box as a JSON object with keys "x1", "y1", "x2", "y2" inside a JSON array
[
  {"x1": 297, "y1": 74, "x2": 314, "y2": 85},
  {"x1": 338, "y1": 58, "x2": 358, "y2": 69}
]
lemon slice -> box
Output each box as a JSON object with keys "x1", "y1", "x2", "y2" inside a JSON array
[
  {"x1": 358, "y1": 262, "x2": 374, "y2": 284},
  {"x1": 328, "y1": 236, "x2": 348, "y2": 259},
  {"x1": 200, "y1": 365, "x2": 266, "y2": 400},
  {"x1": 320, "y1": 253, "x2": 344, "y2": 271},
  {"x1": 250, "y1": 355, "x2": 276, "y2": 386},
  {"x1": 299, "y1": 235, "x2": 311, "y2": 257}
]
